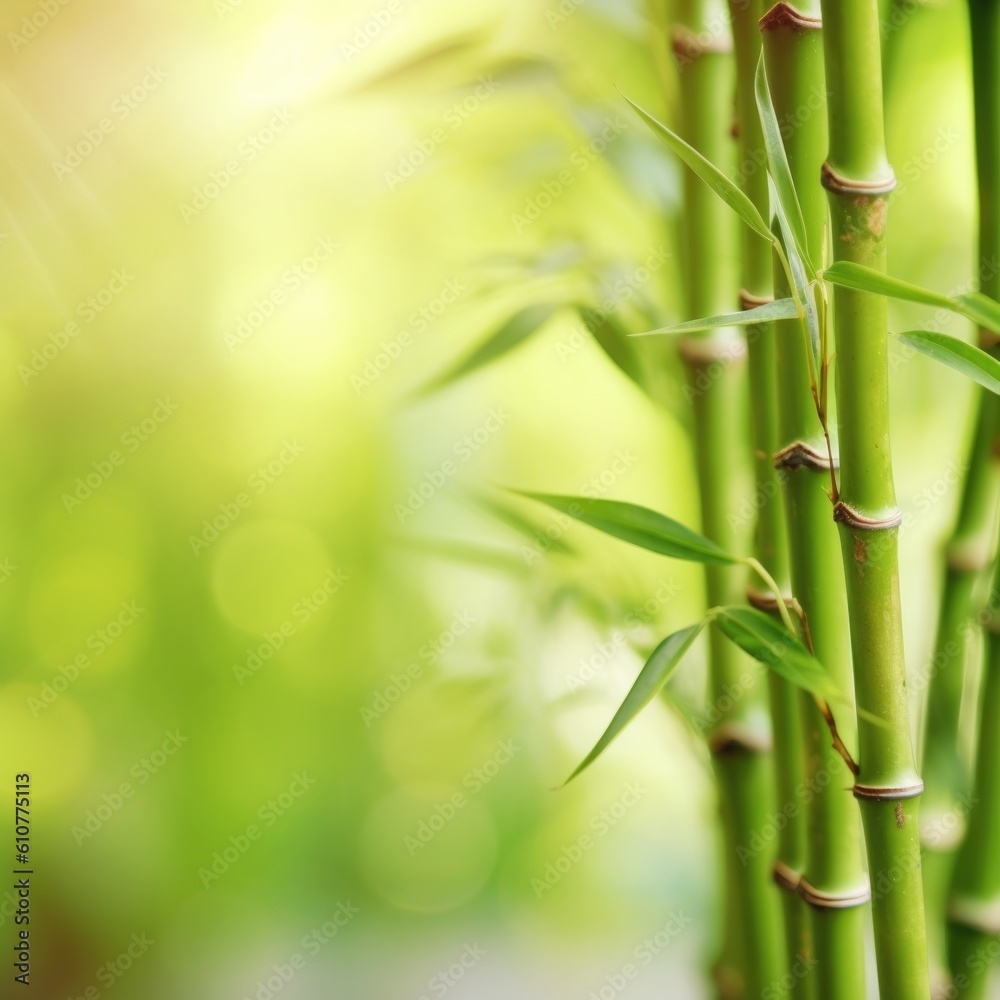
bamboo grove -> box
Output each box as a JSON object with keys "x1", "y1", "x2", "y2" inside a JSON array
[{"x1": 421, "y1": 0, "x2": 1000, "y2": 996}]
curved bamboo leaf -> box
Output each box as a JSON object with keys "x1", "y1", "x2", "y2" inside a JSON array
[
  {"x1": 632, "y1": 298, "x2": 799, "y2": 337},
  {"x1": 896, "y1": 330, "x2": 1000, "y2": 395},
  {"x1": 620, "y1": 92, "x2": 774, "y2": 244},
  {"x1": 418, "y1": 303, "x2": 558, "y2": 395},
  {"x1": 755, "y1": 55, "x2": 813, "y2": 276},
  {"x1": 713, "y1": 606, "x2": 840, "y2": 701},
  {"x1": 514, "y1": 492, "x2": 736, "y2": 564},
  {"x1": 577, "y1": 305, "x2": 646, "y2": 387},
  {"x1": 563, "y1": 622, "x2": 706, "y2": 785}
]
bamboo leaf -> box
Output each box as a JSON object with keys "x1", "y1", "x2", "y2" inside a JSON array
[
  {"x1": 823, "y1": 262, "x2": 955, "y2": 309},
  {"x1": 577, "y1": 305, "x2": 646, "y2": 387},
  {"x1": 632, "y1": 298, "x2": 799, "y2": 337},
  {"x1": 954, "y1": 292, "x2": 1000, "y2": 336},
  {"x1": 755, "y1": 55, "x2": 814, "y2": 275},
  {"x1": 514, "y1": 491, "x2": 737, "y2": 565},
  {"x1": 463, "y1": 487, "x2": 577, "y2": 556},
  {"x1": 621, "y1": 92, "x2": 774, "y2": 244},
  {"x1": 418, "y1": 303, "x2": 558, "y2": 394},
  {"x1": 713, "y1": 606, "x2": 840, "y2": 701},
  {"x1": 770, "y1": 178, "x2": 821, "y2": 371},
  {"x1": 563, "y1": 622, "x2": 706, "y2": 784},
  {"x1": 896, "y1": 330, "x2": 1000, "y2": 395}
]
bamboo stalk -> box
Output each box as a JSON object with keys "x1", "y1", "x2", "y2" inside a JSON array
[
  {"x1": 817, "y1": 2, "x2": 932, "y2": 996},
  {"x1": 760, "y1": 5, "x2": 870, "y2": 999},
  {"x1": 924, "y1": 0, "x2": 1000, "y2": 990},
  {"x1": 946, "y1": 562, "x2": 1000, "y2": 999},
  {"x1": 727, "y1": 1, "x2": 812, "y2": 992},
  {"x1": 671, "y1": 2, "x2": 786, "y2": 995}
]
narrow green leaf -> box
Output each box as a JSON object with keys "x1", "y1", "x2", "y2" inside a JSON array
[
  {"x1": 954, "y1": 292, "x2": 1000, "y2": 336},
  {"x1": 514, "y1": 491, "x2": 737, "y2": 565},
  {"x1": 755, "y1": 56, "x2": 813, "y2": 275},
  {"x1": 713, "y1": 606, "x2": 840, "y2": 701},
  {"x1": 770, "y1": 178, "x2": 821, "y2": 371},
  {"x1": 621, "y1": 92, "x2": 773, "y2": 244},
  {"x1": 822, "y1": 262, "x2": 954, "y2": 309},
  {"x1": 632, "y1": 298, "x2": 799, "y2": 337},
  {"x1": 563, "y1": 622, "x2": 706, "y2": 784},
  {"x1": 418, "y1": 303, "x2": 558, "y2": 394},
  {"x1": 896, "y1": 330, "x2": 1000, "y2": 395}
]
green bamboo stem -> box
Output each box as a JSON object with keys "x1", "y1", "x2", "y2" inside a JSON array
[
  {"x1": 946, "y1": 560, "x2": 1000, "y2": 999},
  {"x1": 760, "y1": 6, "x2": 870, "y2": 999},
  {"x1": 923, "y1": 1, "x2": 1000, "y2": 990},
  {"x1": 728, "y1": 2, "x2": 812, "y2": 993},
  {"x1": 817, "y1": 2, "x2": 931, "y2": 996},
  {"x1": 671, "y1": 2, "x2": 786, "y2": 995}
]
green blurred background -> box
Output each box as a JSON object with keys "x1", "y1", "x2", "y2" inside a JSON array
[{"x1": 0, "y1": 0, "x2": 982, "y2": 996}]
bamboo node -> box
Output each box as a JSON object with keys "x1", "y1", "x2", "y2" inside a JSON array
[
  {"x1": 772, "y1": 860, "x2": 802, "y2": 894},
  {"x1": 774, "y1": 441, "x2": 838, "y2": 472},
  {"x1": 745, "y1": 585, "x2": 795, "y2": 613},
  {"x1": 677, "y1": 335, "x2": 747, "y2": 367},
  {"x1": 708, "y1": 723, "x2": 772, "y2": 756},
  {"x1": 852, "y1": 780, "x2": 924, "y2": 801},
  {"x1": 670, "y1": 24, "x2": 732, "y2": 62},
  {"x1": 759, "y1": 3, "x2": 823, "y2": 33},
  {"x1": 948, "y1": 895, "x2": 1000, "y2": 935},
  {"x1": 821, "y1": 161, "x2": 897, "y2": 197},
  {"x1": 946, "y1": 539, "x2": 995, "y2": 574},
  {"x1": 832, "y1": 501, "x2": 902, "y2": 531},
  {"x1": 738, "y1": 288, "x2": 773, "y2": 311},
  {"x1": 797, "y1": 876, "x2": 871, "y2": 910}
]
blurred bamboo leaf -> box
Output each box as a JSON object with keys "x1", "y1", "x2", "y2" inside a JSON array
[
  {"x1": 416, "y1": 303, "x2": 559, "y2": 395},
  {"x1": 462, "y1": 486, "x2": 577, "y2": 556},
  {"x1": 562, "y1": 622, "x2": 706, "y2": 784}
]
